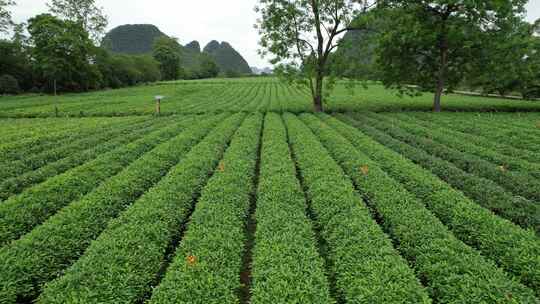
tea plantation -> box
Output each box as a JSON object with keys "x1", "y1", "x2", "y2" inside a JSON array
[{"x1": 0, "y1": 78, "x2": 539, "y2": 303}]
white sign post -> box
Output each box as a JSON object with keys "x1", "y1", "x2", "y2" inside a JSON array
[{"x1": 155, "y1": 95, "x2": 164, "y2": 115}]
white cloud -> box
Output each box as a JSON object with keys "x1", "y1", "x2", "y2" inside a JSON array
[{"x1": 8, "y1": 0, "x2": 540, "y2": 68}]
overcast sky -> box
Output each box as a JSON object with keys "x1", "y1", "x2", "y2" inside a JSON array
[{"x1": 9, "y1": 0, "x2": 540, "y2": 68}]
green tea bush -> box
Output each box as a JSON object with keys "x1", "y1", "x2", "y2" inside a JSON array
[
  {"x1": 299, "y1": 113, "x2": 538, "y2": 303},
  {"x1": 325, "y1": 113, "x2": 540, "y2": 295},
  {"x1": 251, "y1": 113, "x2": 332, "y2": 303},
  {"x1": 284, "y1": 113, "x2": 430, "y2": 303},
  {"x1": 38, "y1": 114, "x2": 245, "y2": 304}
]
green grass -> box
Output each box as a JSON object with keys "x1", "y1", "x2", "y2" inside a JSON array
[{"x1": 1, "y1": 78, "x2": 539, "y2": 117}]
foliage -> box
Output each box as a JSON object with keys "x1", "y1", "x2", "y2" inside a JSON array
[
  {"x1": 152, "y1": 36, "x2": 183, "y2": 81},
  {"x1": 284, "y1": 113, "x2": 431, "y2": 303},
  {"x1": 37, "y1": 115, "x2": 231, "y2": 304},
  {"x1": 47, "y1": 0, "x2": 108, "y2": 43},
  {"x1": 328, "y1": 113, "x2": 540, "y2": 292},
  {"x1": 300, "y1": 113, "x2": 538, "y2": 302},
  {"x1": 28, "y1": 13, "x2": 99, "y2": 93},
  {"x1": 0, "y1": 79, "x2": 539, "y2": 117},
  {"x1": 465, "y1": 19, "x2": 539, "y2": 99},
  {"x1": 0, "y1": 74, "x2": 20, "y2": 94},
  {"x1": 376, "y1": 0, "x2": 529, "y2": 111},
  {"x1": 0, "y1": 108, "x2": 539, "y2": 302},
  {"x1": 256, "y1": 0, "x2": 376, "y2": 111},
  {"x1": 0, "y1": 118, "x2": 183, "y2": 248},
  {"x1": 198, "y1": 52, "x2": 220, "y2": 78},
  {"x1": 0, "y1": 118, "x2": 199, "y2": 302},
  {"x1": 0, "y1": 118, "x2": 157, "y2": 201},
  {"x1": 148, "y1": 114, "x2": 259, "y2": 304},
  {"x1": 350, "y1": 113, "x2": 540, "y2": 232},
  {"x1": 251, "y1": 113, "x2": 331, "y2": 303}
]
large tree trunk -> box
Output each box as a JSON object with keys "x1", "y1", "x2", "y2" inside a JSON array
[
  {"x1": 434, "y1": 26, "x2": 449, "y2": 112},
  {"x1": 313, "y1": 72, "x2": 324, "y2": 112},
  {"x1": 313, "y1": 94, "x2": 323, "y2": 112},
  {"x1": 434, "y1": 77, "x2": 444, "y2": 112}
]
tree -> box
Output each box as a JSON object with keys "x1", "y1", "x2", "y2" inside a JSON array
[
  {"x1": 465, "y1": 19, "x2": 533, "y2": 97},
  {"x1": 0, "y1": 39, "x2": 32, "y2": 91},
  {"x1": 28, "y1": 13, "x2": 99, "y2": 93},
  {"x1": 152, "y1": 36, "x2": 182, "y2": 81},
  {"x1": 47, "y1": 0, "x2": 108, "y2": 43},
  {"x1": 256, "y1": 0, "x2": 377, "y2": 112},
  {"x1": 0, "y1": 0, "x2": 14, "y2": 34},
  {"x1": 376, "y1": 0, "x2": 528, "y2": 112},
  {"x1": 198, "y1": 53, "x2": 220, "y2": 78},
  {"x1": 0, "y1": 74, "x2": 20, "y2": 94}
]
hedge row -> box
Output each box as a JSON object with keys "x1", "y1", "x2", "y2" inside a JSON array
[
  {"x1": 0, "y1": 116, "x2": 194, "y2": 247},
  {"x1": 363, "y1": 114, "x2": 540, "y2": 202},
  {"x1": 283, "y1": 113, "x2": 431, "y2": 303},
  {"x1": 396, "y1": 113, "x2": 540, "y2": 169},
  {"x1": 0, "y1": 118, "x2": 100, "y2": 145},
  {"x1": 0, "y1": 114, "x2": 230, "y2": 303},
  {"x1": 0, "y1": 118, "x2": 172, "y2": 201},
  {"x1": 299, "y1": 113, "x2": 538, "y2": 303},
  {"x1": 386, "y1": 113, "x2": 540, "y2": 178},
  {"x1": 0, "y1": 117, "x2": 92, "y2": 144},
  {"x1": 326, "y1": 113, "x2": 540, "y2": 294},
  {"x1": 0, "y1": 117, "x2": 151, "y2": 181},
  {"x1": 38, "y1": 114, "x2": 246, "y2": 304},
  {"x1": 0, "y1": 117, "x2": 133, "y2": 163},
  {"x1": 409, "y1": 113, "x2": 540, "y2": 160},
  {"x1": 148, "y1": 114, "x2": 261, "y2": 304},
  {"x1": 250, "y1": 113, "x2": 332, "y2": 304},
  {"x1": 363, "y1": 113, "x2": 540, "y2": 201},
  {"x1": 345, "y1": 114, "x2": 539, "y2": 233}
]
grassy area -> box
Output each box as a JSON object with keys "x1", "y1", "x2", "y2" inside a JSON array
[{"x1": 1, "y1": 78, "x2": 539, "y2": 117}]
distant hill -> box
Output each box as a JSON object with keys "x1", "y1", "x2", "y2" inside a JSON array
[
  {"x1": 333, "y1": 29, "x2": 378, "y2": 79},
  {"x1": 203, "y1": 40, "x2": 252, "y2": 75},
  {"x1": 102, "y1": 24, "x2": 251, "y2": 75},
  {"x1": 102, "y1": 24, "x2": 166, "y2": 54},
  {"x1": 182, "y1": 40, "x2": 202, "y2": 70}
]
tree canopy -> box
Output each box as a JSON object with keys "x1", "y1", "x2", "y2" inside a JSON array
[
  {"x1": 47, "y1": 0, "x2": 108, "y2": 43},
  {"x1": 376, "y1": 0, "x2": 529, "y2": 111},
  {"x1": 256, "y1": 0, "x2": 377, "y2": 112},
  {"x1": 152, "y1": 36, "x2": 183, "y2": 81},
  {"x1": 28, "y1": 13, "x2": 99, "y2": 92}
]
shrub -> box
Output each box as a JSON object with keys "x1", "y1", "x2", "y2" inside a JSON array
[{"x1": 0, "y1": 74, "x2": 20, "y2": 95}]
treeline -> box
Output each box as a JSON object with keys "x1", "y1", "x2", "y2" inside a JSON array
[
  {"x1": 333, "y1": 7, "x2": 540, "y2": 102},
  {"x1": 0, "y1": 0, "x2": 238, "y2": 95},
  {"x1": 0, "y1": 16, "x2": 161, "y2": 94},
  {"x1": 0, "y1": 18, "x2": 226, "y2": 95}
]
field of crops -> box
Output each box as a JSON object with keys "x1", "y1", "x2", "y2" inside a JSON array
[
  {"x1": 0, "y1": 79, "x2": 539, "y2": 303},
  {"x1": 1, "y1": 78, "x2": 540, "y2": 118}
]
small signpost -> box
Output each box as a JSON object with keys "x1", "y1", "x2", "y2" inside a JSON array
[{"x1": 155, "y1": 95, "x2": 164, "y2": 115}]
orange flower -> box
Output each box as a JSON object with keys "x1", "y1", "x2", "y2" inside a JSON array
[
  {"x1": 218, "y1": 161, "x2": 225, "y2": 172},
  {"x1": 187, "y1": 255, "x2": 197, "y2": 266},
  {"x1": 360, "y1": 165, "x2": 369, "y2": 175}
]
